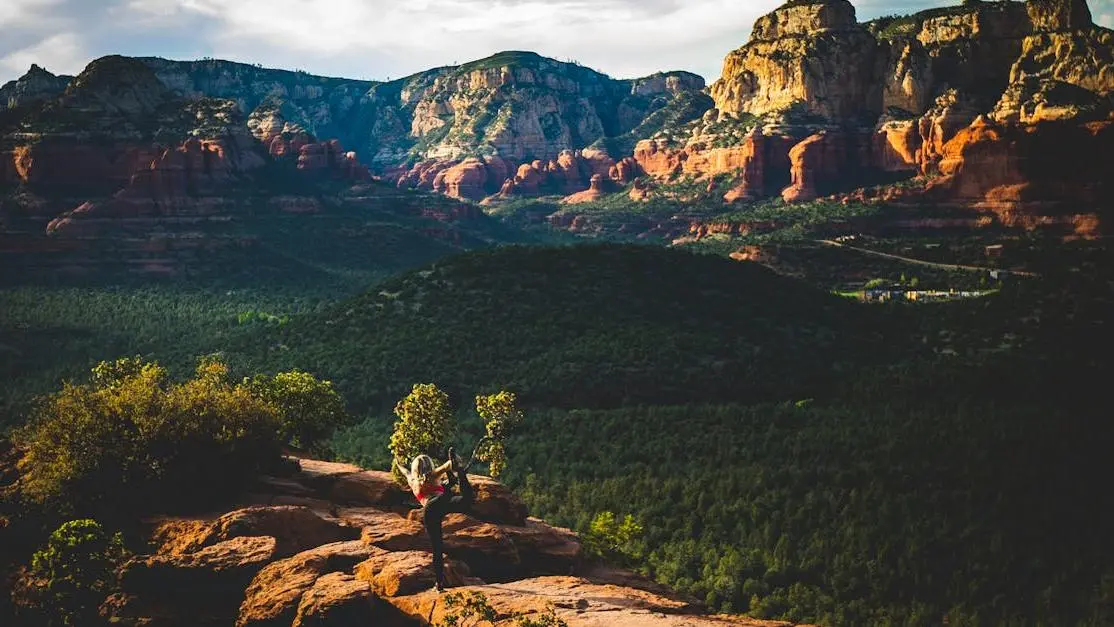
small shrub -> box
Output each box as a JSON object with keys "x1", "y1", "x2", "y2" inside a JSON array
[
  {"x1": 474, "y1": 391, "x2": 524, "y2": 478},
  {"x1": 15, "y1": 519, "x2": 126, "y2": 627},
  {"x1": 583, "y1": 511, "x2": 644, "y2": 565},
  {"x1": 434, "y1": 590, "x2": 567, "y2": 627}
]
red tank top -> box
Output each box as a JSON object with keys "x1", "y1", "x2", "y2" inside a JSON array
[{"x1": 415, "y1": 484, "x2": 445, "y2": 505}]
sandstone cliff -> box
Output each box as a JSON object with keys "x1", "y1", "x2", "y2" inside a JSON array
[
  {"x1": 710, "y1": 0, "x2": 882, "y2": 124},
  {"x1": 629, "y1": 0, "x2": 1113, "y2": 230},
  {"x1": 350, "y1": 51, "x2": 705, "y2": 200},
  {"x1": 74, "y1": 455, "x2": 808, "y2": 627}
]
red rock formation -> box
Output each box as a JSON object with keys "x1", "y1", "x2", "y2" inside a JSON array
[
  {"x1": 782, "y1": 134, "x2": 835, "y2": 203},
  {"x1": 296, "y1": 140, "x2": 371, "y2": 180},
  {"x1": 927, "y1": 117, "x2": 1114, "y2": 228},
  {"x1": 634, "y1": 131, "x2": 797, "y2": 203},
  {"x1": 628, "y1": 178, "x2": 653, "y2": 201},
  {"x1": 399, "y1": 148, "x2": 632, "y2": 201},
  {"x1": 433, "y1": 158, "x2": 490, "y2": 200},
  {"x1": 611, "y1": 157, "x2": 640, "y2": 184},
  {"x1": 874, "y1": 120, "x2": 922, "y2": 172},
  {"x1": 4, "y1": 142, "x2": 160, "y2": 193},
  {"x1": 562, "y1": 174, "x2": 608, "y2": 204},
  {"x1": 781, "y1": 132, "x2": 878, "y2": 203}
]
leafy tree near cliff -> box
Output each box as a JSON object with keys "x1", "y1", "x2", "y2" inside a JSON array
[
  {"x1": 13, "y1": 519, "x2": 126, "y2": 627},
  {"x1": 474, "y1": 391, "x2": 523, "y2": 478},
  {"x1": 388, "y1": 384, "x2": 524, "y2": 478},
  {"x1": 14, "y1": 357, "x2": 284, "y2": 516},
  {"x1": 389, "y1": 383, "x2": 456, "y2": 478},
  {"x1": 583, "y1": 511, "x2": 644, "y2": 566},
  {"x1": 244, "y1": 369, "x2": 348, "y2": 450}
]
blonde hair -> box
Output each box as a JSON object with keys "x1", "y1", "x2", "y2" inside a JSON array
[{"x1": 411, "y1": 454, "x2": 435, "y2": 480}]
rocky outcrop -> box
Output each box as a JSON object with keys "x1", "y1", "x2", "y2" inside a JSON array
[
  {"x1": 633, "y1": 130, "x2": 797, "y2": 203},
  {"x1": 400, "y1": 147, "x2": 636, "y2": 202},
  {"x1": 710, "y1": 0, "x2": 882, "y2": 123},
  {"x1": 97, "y1": 455, "x2": 810, "y2": 627},
  {"x1": 562, "y1": 174, "x2": 608, "y2": 204},
  {"x1": 621, "y1": 0, "x2": 1114, "y2": 228},
  {"x1": 0, "y1": 65, "x2": 71, "y2": 109},
  {"x1": 928, "y1": 117, "x2": 1114, "y2": 216},
  {"x1": 141, "y1": 57, "x2": 373, "y2": 146},
  {"x1": 356, "y1": 52, "x2": 704, "y2": 179},
  {"x1": 238, "y1": 542, "x2": 377, "y2": 627},
  {"x1": 389, "y1": 576, "x2": 806, "y2": 627},
  {"x1": 290, "y1": 572, "x2": 374, "y2": 627},
  {"x1": 1028, "y1": 0, "x2": 1093, "y2": 31}
]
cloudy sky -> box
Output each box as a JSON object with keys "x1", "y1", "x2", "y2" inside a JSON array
[{"x1": 2, "y1": 0, "x2": 1113, "y2": 86}]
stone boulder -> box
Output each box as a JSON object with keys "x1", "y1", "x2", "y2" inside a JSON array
[
  {"x1": 237, "y1": 541, "x2": 378, "y2": 627},
  {"x1": 290, "y1": 573, "x2": 374, "y2": 627},
  {"x1": 294, "y1": 458, "x2": 410, "y2": 507},
  {"x1": 467, "y1": 474, "x2": 529, "y2": 526},
  {"x1": 116, "y1": 536, "x2": 279, "y2": 621},
  {"x1": 155, "y1": 506, "x2": 357, "y2": 559},
  {"x1": 354, "y1": 550, "x2": 474, "y2": 597},
  {"x1": 502, "y1": 518, "x2": 582, "y2": 576}
]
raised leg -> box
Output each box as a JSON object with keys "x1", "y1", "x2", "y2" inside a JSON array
[{"x1": 444, "y1": 467, "x2": 473, "y2": 514}]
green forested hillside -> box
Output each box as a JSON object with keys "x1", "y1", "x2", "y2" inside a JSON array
[{"x1": 235, "y1": 244, "x2": 903, "y2": 411}]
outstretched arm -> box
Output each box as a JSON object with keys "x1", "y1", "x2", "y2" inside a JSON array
[{"x1": 393, "y1": 458, "x2": 413, "y2": 482}]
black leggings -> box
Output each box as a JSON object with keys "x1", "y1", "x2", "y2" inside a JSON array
[{"x1": 422, "y1": 468, "x2": 473, "y2": 587}]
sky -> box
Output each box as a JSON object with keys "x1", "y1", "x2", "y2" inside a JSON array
[{"x1": 1, "y1": 0, "x2": 1113, "y2": 86}]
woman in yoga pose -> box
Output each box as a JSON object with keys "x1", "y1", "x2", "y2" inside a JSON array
[{"x1": 394, "y1": 446, "x2": 474, "y2": 591}]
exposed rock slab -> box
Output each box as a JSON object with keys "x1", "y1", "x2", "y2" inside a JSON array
[
  {"x1": 387, "y1": 576, "x2": 811, "y2": 627},
  {"x1": 237, "y1": 541, "x2": 379, "y2": 627},
  {"x1": 290, "y1": 573, "x2": 374, "y2": 627}
]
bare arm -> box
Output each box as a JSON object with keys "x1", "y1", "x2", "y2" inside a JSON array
[
  {"x1": 433, "y1": 459, "x2": 453, "y2": 479},
  {"x1": 393, "y1": 458, "x2": 413, "y2": 482}
]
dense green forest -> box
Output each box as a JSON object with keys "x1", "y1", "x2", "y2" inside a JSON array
[
  {"x1": 231, "y1": 245, "x2": 908, "y2": 411},
  {"x1": 3, "y1": 242, "x2": 1113, "y2": 625}
]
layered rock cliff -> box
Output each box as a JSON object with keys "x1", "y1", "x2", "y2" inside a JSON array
[
  {"x1": 139, "y1": 57, "x2": 375, "y2": 147},
  {"x1": 630, "y1": 0, "x2": 1113, "y2": 231},
  {"x1": 3, "y1": 0, "x2": 1113, "y2": 245},
  {"x1": 710, "y1": 0, "x2": 882, "y2": 124},
  {"x1": 0, "y1": 56, "x2": 504, "y2": 279},
  {"x1": 350, "y1": 51, "x2": 705, "y2": 200}
]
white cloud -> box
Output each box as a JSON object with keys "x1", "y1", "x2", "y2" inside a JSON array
[
  {"x1": 5, "y1": 0, "x2": 1110, "y2": 86},
  {"x1": 148, "y1": 0, "x2": 786, "y2": 80},
  {"x1": 0, "y1": 32, "x2": 85, "y2": 78},
  {"x1": 0, "y1": 0, "x2": 62, "y2": 29}
]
